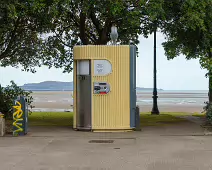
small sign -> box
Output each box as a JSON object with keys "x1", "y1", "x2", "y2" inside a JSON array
[{"x1": 94, "y1": 60, "x2": 112, "y2": 76}]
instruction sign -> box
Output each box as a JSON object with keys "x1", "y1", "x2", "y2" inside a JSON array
[{"x1": 94, "y1": 60, "x2": 112, "y2": 76}]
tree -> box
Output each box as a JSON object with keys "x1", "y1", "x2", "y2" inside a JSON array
[
  {"x1": 39, "y1": 0, "x2": 152, "y2": 72},
  {"x1": 157, "y1": 0, "x2": 212, "y2": 121},
  {"x1": 0, "y1": 0, "x2": 153, "y2": 73},
  {"x1": 161, "y1": 0, "x2": 211, "y2": 65},
  {"x1": 0, "y1": 0, "x2": 54, "y2": 72}
]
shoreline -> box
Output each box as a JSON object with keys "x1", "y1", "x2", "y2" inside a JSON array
[{"x1": 31, "y1": 91, "x2": 207, "y2": 113}]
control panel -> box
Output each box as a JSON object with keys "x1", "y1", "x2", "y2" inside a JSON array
[{"x1": 93, "y1": 82, "x2": 110, "y2": 94}]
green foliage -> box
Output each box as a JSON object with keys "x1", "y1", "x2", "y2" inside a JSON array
[
  {"x1": 160, "y1": 0, "x2": 212, "y2": 64},
  {"x1": 38, "y1": 0, "x2": 150, "y2": 72},
  {"x1": 158, "y1": 0, "x2": 212, "y2": 108},
  {"x1": 3, "y1": 0, "x2": 210, "y2": 76},
  {"x1": 0, "y1": 0, "x2": 54, "y2": 72},
  {"x1": 206, "y1": 108, "x2": 212, "y2": 124},
  {"x1": 0, "y1": 81, "x2": 33, "y2": 119},
  {"x1": 1, "y1": 0, "x2": 155, "y2": 73},
  {"x1": 203, "y1": 101, "x2": 212, "y2": 124}
]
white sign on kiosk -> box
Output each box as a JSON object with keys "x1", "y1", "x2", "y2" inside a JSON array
[{"x1": 94, "y1": 60, "x2": 112, "y2": 76}]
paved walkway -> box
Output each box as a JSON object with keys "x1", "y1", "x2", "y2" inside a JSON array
[{"x1": 1, "y1": 119, "x2": 212, "y2": 170}]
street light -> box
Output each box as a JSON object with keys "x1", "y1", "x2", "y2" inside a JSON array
[
  {"x1": 110, "y1": 25, "x2": 118, "y2": 45},
  {"x1": 151, "y1": 26, "x2": 160, "y2": 115}
]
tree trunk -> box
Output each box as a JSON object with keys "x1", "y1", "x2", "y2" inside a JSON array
[
  {"x1": 209, "y1": 72, "x2": 212, "y2": 103},
  {"x1": 209, "y1": 50, "x2": 212, "y2": 103},
  {"x1": 79, "y1": 11, "x2": 88, "y2": 45},
  {"x1": 95, "y1": 18, "x2": 112, "y2": 45}
]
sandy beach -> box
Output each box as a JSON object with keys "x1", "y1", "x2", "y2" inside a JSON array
[{"x1": 30, "y1": 91, "x2": 208, "y2": 113}]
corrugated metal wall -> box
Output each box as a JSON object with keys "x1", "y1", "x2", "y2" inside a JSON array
[{"x1": 74, "y1": 45, "x2": 130, "y2": 130}]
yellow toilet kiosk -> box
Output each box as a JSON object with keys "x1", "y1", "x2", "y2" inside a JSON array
[{"x1": 73, "y1": 45, "x2": 137, "y2": 132}]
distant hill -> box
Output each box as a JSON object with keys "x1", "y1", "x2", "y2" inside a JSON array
[
  {"x1": 20, "y1": 81, "x2": 163, "y2": 91},
  {"x1": 21, "y1": 81, "x2": 73, "y2": 91}
]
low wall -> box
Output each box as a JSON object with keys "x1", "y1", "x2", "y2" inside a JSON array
[{"x1": 0, "y1": 117, "x2": 5, "y2": 136}]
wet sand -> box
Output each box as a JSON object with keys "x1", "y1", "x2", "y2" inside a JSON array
[{"x1": 31, "y1": 91, "x2": 208, "y2": 113}]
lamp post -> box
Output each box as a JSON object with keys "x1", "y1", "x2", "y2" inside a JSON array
[{"x1": 151, "y1": 27, "x2": 160, "y2": 115}]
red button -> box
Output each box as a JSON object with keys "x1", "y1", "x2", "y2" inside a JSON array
[{"x1": 100, "y1": 92, "x2": 107, "y2": 94}]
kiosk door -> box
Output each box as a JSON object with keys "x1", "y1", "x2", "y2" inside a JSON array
[{"x1": 76, "y1": 60, "x2": 91, "y2": 130}]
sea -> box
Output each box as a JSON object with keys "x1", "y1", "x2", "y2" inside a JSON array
[
  {"x1": 136, "y1": 90, "x2": 208, "y2": 106},
  {"x1": 31, "y1": 90, "x2": 209, "y2": 112}
]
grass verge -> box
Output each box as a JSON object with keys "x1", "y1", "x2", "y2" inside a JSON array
[
  {"x1": 139, "y1": 112, "x2": 187, "y2": 127},
  {"x1": 28, "y1": 112, "x2": 189, "y2": 127},
  {"x1": 29, "y1": 112, "x2": 73, "y2": 126},
  {"x1": 192, "y1": 112, "x2": 205, "y2": 118}
]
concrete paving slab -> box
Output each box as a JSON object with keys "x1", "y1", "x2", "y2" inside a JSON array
[{"x1": 0, "y1": 121, "x2": 211, "y2": 170}]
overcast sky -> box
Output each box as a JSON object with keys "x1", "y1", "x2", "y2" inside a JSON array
[{"x1": 0, "y1": 32, "x2": 208, "y2": 90}]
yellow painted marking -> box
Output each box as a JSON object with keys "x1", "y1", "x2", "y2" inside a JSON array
[
  {"x1": 13, "y1": 101, "x2": 23, "y2": 118},
  {"x1": 13, "y1": 101, "x2": 24, "y2": 135}
]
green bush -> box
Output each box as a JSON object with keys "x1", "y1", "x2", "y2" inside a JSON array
[
  {"x1": 203, "y1": 101, "x2": 212, "y2": 124},
  {"x1": 0, "y1": 81, "x2": 33, "y2": 119}
]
